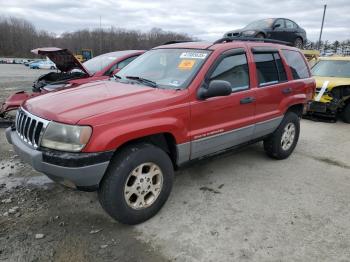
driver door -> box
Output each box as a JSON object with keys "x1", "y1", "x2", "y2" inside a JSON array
[{"x1": 189, "y1": 49, "x2": 256, "y2": 159}]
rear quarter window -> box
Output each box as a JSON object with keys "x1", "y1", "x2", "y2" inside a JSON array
[{"x1": 281, "y1": 50, "x2": 310, "y2": 79}]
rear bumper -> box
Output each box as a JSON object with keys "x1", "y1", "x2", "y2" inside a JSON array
[{"x1": 6, "y1": 128, "x2": 112, "y2": 190}]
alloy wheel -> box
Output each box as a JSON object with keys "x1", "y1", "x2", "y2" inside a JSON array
[{"x1": 124, "y1": 162, "x2": 163, "y2": 210}]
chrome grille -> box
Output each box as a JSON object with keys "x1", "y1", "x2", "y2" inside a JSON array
[{"x1": 15, "y1": 108, "x2": 50, "y2": 148}]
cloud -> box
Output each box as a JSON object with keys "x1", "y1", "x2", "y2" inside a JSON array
[{"x1": 0, "y1": 0, "x2": 349, "y2": 41}]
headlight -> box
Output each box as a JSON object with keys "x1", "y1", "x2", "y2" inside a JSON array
[
  {"x1": 242, "y1": 30, "x2": 256, "y2": 36},
  {"x1": 41, "y1": 122, "x2": 92, "y2": 152}
]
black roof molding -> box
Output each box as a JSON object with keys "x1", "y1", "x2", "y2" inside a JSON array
[{"x1": 213, "y1": 37, "x2": 292, "y2": 46}]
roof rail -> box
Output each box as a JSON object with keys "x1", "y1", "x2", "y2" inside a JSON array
[
  {"x1": 162, "y1": 40, "x2": 195, "y2": 45},
  {"x1": 213, "y1": 37, "x2": 293, "y2": 46}
]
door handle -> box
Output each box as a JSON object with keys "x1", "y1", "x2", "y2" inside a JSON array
[
  {"x1": 282, "y1": 87, "x2": 292, "y2": 94},
  {"x1": 240, "y1": 97, "x2": 255, "y2": 104}
]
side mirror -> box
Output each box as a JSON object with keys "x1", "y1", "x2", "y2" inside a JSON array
[
  {"x1": 198, "y1": 80, "x2": 232, "y2": 100},
  {"x1": 111, "y1": 68, "x2": 121, "y2": 76},
  {"x1": 273, "y1": 24, "x2": 281, "y2": 30}
]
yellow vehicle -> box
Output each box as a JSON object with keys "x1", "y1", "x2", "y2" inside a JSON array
[
  {"x1": 302, "y1": 50, "x2": 320, "y2": 67},
  {"x1": 74, "y1": 54, "x2": 84, "y2": 63},
  {"x1": 308, "y1": 56, "x2": 350, "y2": 123},
  {"x1": 74, "y1": 49, "x2": 93, "y2": 62}
]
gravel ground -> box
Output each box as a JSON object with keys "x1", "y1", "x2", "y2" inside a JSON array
[{"x1": 0, "y1": 64, "x2": 349, "y2": 262}]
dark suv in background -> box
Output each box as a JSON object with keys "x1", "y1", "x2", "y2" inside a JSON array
[{"x1": 224, "y1": 18, "x2": 307, "y2": 48}]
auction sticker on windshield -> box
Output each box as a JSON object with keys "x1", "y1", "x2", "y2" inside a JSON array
[
  {"x1": 180, "y1": 52, "x2": 208, "y2": 59},
  {"x1": 178, "y1": 59, "x2": 196, "y2": 70}
]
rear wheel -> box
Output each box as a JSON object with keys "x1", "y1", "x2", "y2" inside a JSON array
[
  {"x1": 294, "y1": 37, "x2": 303, "y2": 49},
  {"x1": 255, "y1": 33, "x2": 265, "y2": 39},
  {"x1": 263, "y1": 112, "x2": 300, "y2": 160},
  {"x1": 98, "y1": 143, "x2": 174, "y2": 225},
  {"x1": 341, "y1": 102, "x2": 350, "y2": 123}
]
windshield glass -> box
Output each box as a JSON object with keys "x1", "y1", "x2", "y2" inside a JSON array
[
  {"x1": 83, "y1": 51, "x2": 136, "y2": 74},
  {"x1": 311, "y1": 60, "x2": 350, "y2": 78},
  {"x1": 117, "y1": 49, "x2": 211, "y2": 89},
  {"x1": 244, "y1": 19, "x2": 274, "y2": 30}
]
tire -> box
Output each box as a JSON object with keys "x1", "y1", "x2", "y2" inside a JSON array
[
  {"x1": 255, "y1": 33, "x2": 265, "y2": 39},
  {"x1": 263, "y1": 112, "x2": 300, "y2": 160},
  {"x1": 50, "y1": 66, "x2": 55, "y2": 70},
  {"x1": 98, "y1": 143, "x2": 174, "y2": 225},
  {"x1": 294, "y1": 37, "x2": 303, "y2": 49},
  {"x1": 341, "y1": 102, "x2": 350, "y2": 123}
]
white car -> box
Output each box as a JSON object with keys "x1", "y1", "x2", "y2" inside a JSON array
[{"x1": 30, "y1": 60, "x2": 57, "y2": 69}]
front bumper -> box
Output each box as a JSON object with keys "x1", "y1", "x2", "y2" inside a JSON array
[
  {"x1": 308, "y1": 101, "x2": 327, "y2": 113},
  {"x1": 6, "y1": 128, "x2": 112, "y2": 190}
]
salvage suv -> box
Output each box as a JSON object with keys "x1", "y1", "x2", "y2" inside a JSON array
[{"x1": 6, "y1": 39, "x2": 315, "y2": 224}]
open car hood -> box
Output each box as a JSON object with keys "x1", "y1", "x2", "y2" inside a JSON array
[{"x1": 31, "y1": 47, "x2": 91, "y2": 75}]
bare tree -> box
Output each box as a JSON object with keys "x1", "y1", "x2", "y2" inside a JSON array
[{"x1": 0, "y1": 16, "x2": 193, "y2": 58}]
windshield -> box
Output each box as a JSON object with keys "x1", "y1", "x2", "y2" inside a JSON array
[
  {"x1": 117, "y1": 49, "x2": 211, "y2": 89},
  {"x1": 83, "y1": 51, "x2": 137, "y2": 74},
  {"x1": 244, "y1": 19, "x2": 274, "y2": 30},
  {"x1": 312, "y1": 60, "x2": 350, "y2": 78}
]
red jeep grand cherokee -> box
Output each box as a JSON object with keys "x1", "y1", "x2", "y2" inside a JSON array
[{"x1": 6, "y1": 39, "x2": 315, "y2": 224}]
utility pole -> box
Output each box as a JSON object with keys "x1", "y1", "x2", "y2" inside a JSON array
[{"x1": 317, "y1": 4, "x2": 327, "y2": 50}]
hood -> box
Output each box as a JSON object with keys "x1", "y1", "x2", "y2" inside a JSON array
[
  {"x1": 314, "y1": 76, "x2": 350, "y2": 89},
  {"x1": 23, "y1": 81, "x2": 176, "y2": 125},
  {"x1": 31, "y1": 47, "x2": 90, "y2": 75}
]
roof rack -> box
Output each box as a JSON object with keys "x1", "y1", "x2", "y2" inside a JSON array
[
  {"x1": 162, "y1": 40, "x2": 195, "y2": 45},
  {"x1": 213, "y1": 37, "x2": 293, "y2": 46}
]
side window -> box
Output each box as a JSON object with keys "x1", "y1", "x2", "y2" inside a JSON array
[
  {"x1": 254, "y1": 52, "x2": 286, "y2": 86},
  {"x1": 274, "y1": 53, "x2": 287, "y2": 81},
  {"x1": 281, "y1": 50, "x2": 310, "y2": 79},
  {"x1": 274, "y1": 19, "x2": 285, "y2": 29},
  {"x1": 117, "y1": 56, "x2": 138, "y2": 69},
  {"x1": 105, "y1": 56, "x2": 138, "y2": 75},
  {"x1": 285, "y1": 20, "x2": 294, "y2": 29},
  {"x1": 209, "y1": 53, "x2": 249, "y2": 92}
]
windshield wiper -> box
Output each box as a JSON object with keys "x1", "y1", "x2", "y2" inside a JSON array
[
  {"x1": 125, "y1": 76, "x2": 158, "y2": 88},
  {"x1": 113, "y1": 74, "x2": 122, "y2": 80}
]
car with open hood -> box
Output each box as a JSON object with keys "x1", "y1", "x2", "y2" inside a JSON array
[
  {"x1": 307, "y1": 56, "x2": 350, "y2": 122},
  {"x1": 0, "y1": 48, "x2": 145, "y2": 122}
]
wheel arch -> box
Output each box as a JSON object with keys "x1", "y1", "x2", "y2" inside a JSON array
[
  {"x1": 286, "y1": 103, "x2": 304, "y2": 117},
  {"x1": 109, "y1": 132, "x2": 178, "y2": 168},
  {"x1": 255, "y1": 32, "x2": 266, "y2": 38}
]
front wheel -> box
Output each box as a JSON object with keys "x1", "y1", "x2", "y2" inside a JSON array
[
  {"x1": 263, "y1": 112, "x2": 300, "y2": 160},
  {"x1": 255, "y1": 33, "x2": 265, "y2": 39},
  {"x1": 98, "y1": 143, "x2": 174, "y2": 225}
]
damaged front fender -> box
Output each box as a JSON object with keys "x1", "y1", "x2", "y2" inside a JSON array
[
  {"x1": 0, "y1": 91, "x2": 40, "y2": 127},
  {"x1": 0, "y1": 91, "x2": 33, "y2": 116}
]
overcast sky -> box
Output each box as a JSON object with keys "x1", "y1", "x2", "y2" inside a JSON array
[{"x1": 1, "y1": 0, "x2": 349, "y2": 42}]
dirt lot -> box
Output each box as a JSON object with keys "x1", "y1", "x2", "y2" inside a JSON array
[{"x1": 0, "y1": 64, "x2": 350, "y2": 262}]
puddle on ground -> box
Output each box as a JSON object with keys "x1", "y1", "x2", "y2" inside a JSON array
[{"x1": 0, "y1": 159, "x2": 53, "y2": 190}]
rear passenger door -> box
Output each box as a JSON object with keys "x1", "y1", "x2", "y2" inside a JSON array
[
  {"x1": 251, "y1": 47, "x2": 291, "y2": 138},
  {"x1": 284, "y1": 19, "x2": 298, "y2": 43},
  {"x1": 190, "y1": 49, "x2": 256, "y2": 159}
]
